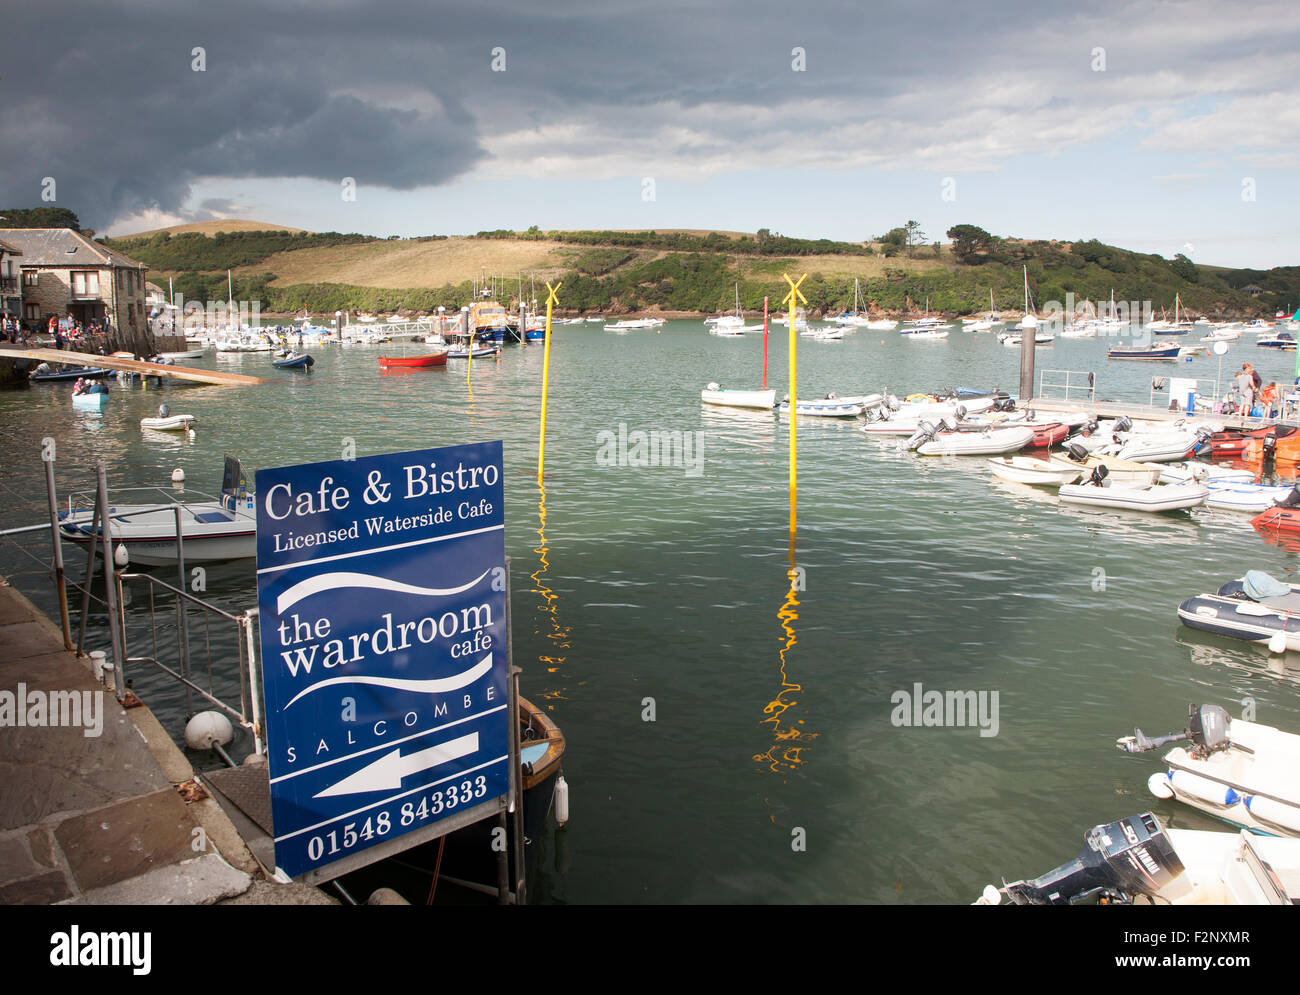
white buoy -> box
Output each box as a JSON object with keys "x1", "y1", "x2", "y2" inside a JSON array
[
  {"x1": 172, "y1": 468, "x2": 185, "y2": 483},
  {"x1": 113, "y1": 543, "x2": 129, "y2": 568},
  {"x1": 1269, "y1": 629, "x2": 1288, "y2": 654},
  {"x1": 554, "y1": 774, "x2": 569, "y2": 826},
  {"x1": 1147, "y1": 771, "x2": 1176, "y2": 800},
  {"x1": 975, "y1": 884, "x2": 1002, "y2": 906},
  {"x1": 184, "y1": 711, "x2": 234, "y2": 750},
  {"x1": 187, "y1": 428, "x2": 196, "y2": 441}
]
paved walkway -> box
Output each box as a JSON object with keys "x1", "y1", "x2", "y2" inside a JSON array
[{"x1": 0, "y1": 577, "x2": 329, "y2": 904}]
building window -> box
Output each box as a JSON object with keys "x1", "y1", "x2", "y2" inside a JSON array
[
  {"x1": 22, "y1": 269, "x2": 38, "y2": 287},
  {"x1": 24, "y1": 303, "x2": 40, "y2": 321},
  {"x1": 71, "y1": 271, "x2": 100, "y2": 297}
]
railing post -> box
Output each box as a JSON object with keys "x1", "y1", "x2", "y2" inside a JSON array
[
  {"x1": 75, "y1": 488, "x2": 103, "y2": 656},
  {"x1": 243, "y1": 609, "x2": 264, "y2": 755},
  {"x1": 43, "y1": 457, "x2": 73, "y2": 651},
  {"x1": 174, "y1": 505, "x2": 192, "y2": 718},
  {"x1": 95, "y1": 464, "x2": 127, "y2": 700}
]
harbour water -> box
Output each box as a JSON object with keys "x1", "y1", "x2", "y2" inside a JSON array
[{"x1": 3, "y1": 322, "x2": 1300, "y2": 903}]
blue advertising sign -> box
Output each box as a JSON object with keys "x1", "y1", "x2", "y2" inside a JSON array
[{"x1": 254, "y1": 442, "x2": 509, "y2": 879}]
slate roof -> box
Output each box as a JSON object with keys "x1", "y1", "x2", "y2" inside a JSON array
[{"x1": 0, "y1": 229, "x2": 145, "y2": 269}]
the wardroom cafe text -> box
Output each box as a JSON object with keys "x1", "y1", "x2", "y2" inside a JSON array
[{"x1": 263, "y1": 456, "x2": 498, "y2": 554}]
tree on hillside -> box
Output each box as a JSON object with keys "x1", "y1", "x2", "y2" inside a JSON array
[
  {"x1": 1171, "y1": 253, "x2": 1199, "y2": 284},
  {"x1": 879, "y1": 227, "x2": 908, "y2": 258},
  {"x1": 0, "y1": 206, "x2": 83, "y2": 230},
  {"x1": 947, "y1": 224, "x2": 996, "y2": 263},
  {"x1": 904, "y1": 220, "x2": 926, "y2": 257}
]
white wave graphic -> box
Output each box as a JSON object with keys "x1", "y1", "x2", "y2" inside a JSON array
[
  {"x1": 276, "y1": 568, "x2": 491, "y2": 614},
  {"x1": 284, "y1": 655, "x2": 494, "y2": 708}
]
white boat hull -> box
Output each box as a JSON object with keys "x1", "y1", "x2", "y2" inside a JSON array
[
  {"x1": 1058, "y1": 481, "x2": 1207, "y2": 511},
  {"x1": 916, "y1": 426, "x2": 1034, "y2": 455},
  {"x1": 59, "y1": 500, "x2": 257, "y2": 565},
  {"x1": 701, "y1": 387, "x2": 776, "y2": 410},
  {"x1": 988, "y1": 456, "x2": 1082, "y2": 485}
]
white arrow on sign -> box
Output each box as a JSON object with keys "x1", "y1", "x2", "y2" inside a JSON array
[{"x1": 314, "y1": 732, "x2": 479, "y2": 799}]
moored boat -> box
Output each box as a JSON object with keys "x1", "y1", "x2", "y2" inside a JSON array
[
  {"x1": 1119, "y1": 701, "x2": 1300, "y2": 837},
  {"x1": 378, "y1": 351, "x2": 448, "y2": 368},
  {"x1": 700, "y1": 382, "x2": 776, "y2": 410},
  {"x1": 58, "y1": 457, "x2": 257, "y2": 565},
  {"x1": 1058, "y1": 466, "x2": 1207, "y2": 511},
  {"x1": 979, "y1": 809, "x2": 1300, "y2": 905},
  {"x1": 987, "y1": 456, "x2": 1081, "y2": 486},
  {"x1": 273, "y1": 352, "x2": 315, "y2": 369}
]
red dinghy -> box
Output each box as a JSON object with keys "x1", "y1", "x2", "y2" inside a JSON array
[
  {"x1": 377, "y1": 352, "x2": 447, "y2": 368},
  {"x1": 1251, "y1": 487, "x2": 1300, "y2": 539},
  {"x1": 1026, "y1": 422, "x2": 1069, "y2": 448},
  {"x1": 1205, "y1": 425, "x2": 1288, "y2": 461}
]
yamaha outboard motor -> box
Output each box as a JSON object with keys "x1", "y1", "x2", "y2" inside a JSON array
[
  {"x1": 158, "y1": 403, "x2": 169, "y2": 418},
  {"x1": 1087, "y1": 464, "x2": 1109, "y2": 486},
  {"x1": 1066, "y1": 442, "x2": 1090, "y2": 463},
  {"x1": 1001, "y1": 813, "x2": 1189, "y2": 905},
  {"x1": 1114, "y1": 415, "x2": 1133, "y2": 434},
  {"x1": 1116, "y1": 704, "x2": 1231, "y2": 757},
  {"x1": 954, "y1": 405, "x2": 967, "y2": 421}
]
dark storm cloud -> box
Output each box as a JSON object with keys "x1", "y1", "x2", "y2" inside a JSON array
[{"x1": 2, "y1": 0, "x2": 1296, "y2": 228}]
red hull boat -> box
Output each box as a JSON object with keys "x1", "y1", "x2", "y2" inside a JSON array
[
  {"x1": 1204, "y1": 425, "x2": 1296, "y2": 461},
  {"x1": 377, "y1": 352, "x2": 447, "y2": 368},
  {"x1": 1026, "y1": 423, "x2": 1069, "y2": 449}
]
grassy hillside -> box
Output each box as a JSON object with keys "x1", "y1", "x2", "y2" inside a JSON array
[
  {"x1": 101, "y1": 225, "x2": 1299, "y2": 318},
  {"x1": 118, "y1": 219, "x2": 311, "y2": 238}
]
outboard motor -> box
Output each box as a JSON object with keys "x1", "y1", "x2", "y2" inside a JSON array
[
  {"x1": 1114, "y1": 415, "x2": 1133, "y2": 433},
  {"x1": 954, "y1": 405, "x2": 967, "y2": 421},
  {"x1": 1087, "y1": 464, "x2": 1109, "y2": 486},
  {"x1": 1116, "y1": 704, "x2": 1231, "y2": 758},
  {"x1": 158, "y1": 403, "x2": 170, "y2": 418},
  {"x1": 1066, "y1": 442, "x2": 1090, "y2": 463},
  {"x1": 1275, "y1": 485, "x2": 1300, "y2": 509},
  {"x1": 905, "y1": 421, "x2": 938, "y2": 451},
  {"x1": 1000, "y1": 813, "x2": 1190, "y2": 905},
  {"x1": 885, "y1": 394, "x2": 900, "y2": 412}
]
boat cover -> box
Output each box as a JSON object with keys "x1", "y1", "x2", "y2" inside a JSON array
[{"x1": 1244, "y1": 571, "x2": 1291, "y2": 601}]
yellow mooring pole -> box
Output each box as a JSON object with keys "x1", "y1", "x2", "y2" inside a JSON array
[
  {"x1": 537, "y1": 281, "x2": 562, "y2": 484},
  {"x1": 782, "y1": 273, "x2": 808, "y2": 531}
]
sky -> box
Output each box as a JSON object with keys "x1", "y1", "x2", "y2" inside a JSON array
[{"x1": 2, "y1": 0, "x2": 1298, "y2": 268}]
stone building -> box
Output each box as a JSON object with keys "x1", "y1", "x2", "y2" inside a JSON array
[
  {"x1": 0, "y1": 236, "x2": 21, "y2": 324},
  {"x1": 0, "y1": 228, "x2": 151, "y2": 354}
]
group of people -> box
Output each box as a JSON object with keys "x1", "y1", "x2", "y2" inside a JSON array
[
  {"x1": 1231, "y1": 363, "x2": 1285, "y2": 418},
  {"x1": 70, "y1": 377, "x2": 108, "y2": 397}
]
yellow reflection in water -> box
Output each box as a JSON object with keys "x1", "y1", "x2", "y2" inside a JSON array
[
  {"x1": 531, "y1": 483, "x2": 571, "y2": 708},
  {"x1": 754, "y1": 515, "x2": 817, "y2": 774}
]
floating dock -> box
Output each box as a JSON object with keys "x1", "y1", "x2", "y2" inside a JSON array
[{"x1": 6, "y1": 347, "x2": 268, "y2": 386}]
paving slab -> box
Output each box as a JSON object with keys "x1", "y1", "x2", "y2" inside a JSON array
[
  {"x1": 74, "y1": 852, "x2": 251, "y2": 906},
  {"x1": 54, "y1": 788, "x2": 198, "y2": 892},
  {"x1": 0, "y1": 870, "x2": 72, "y2": 905}
]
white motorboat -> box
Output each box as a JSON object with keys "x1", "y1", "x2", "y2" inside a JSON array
[
  {"x1": 158, "y1": 348, "x2": 208, "y2": 360},
  {"x1": 998, "y1": 331, "x2": 1054, "y2": 347},
  {"x1": 981, "y1": 809, "x2": 1300, "y2": 905},
  {"x1": 1158, "y1": 461, "x2": 1255, "y2": 485},
  {"x1": 1119, "y1": 703, "x2": 1300, "y2": 837},
  {"x1": 57, "y1": 458, "x2": 256, "y2": 566},
  {"x1": 700, "y1": 382, "x2": 776, "y2": 410},
  {"x1": 899, "y1": 327, "x2": 949, "y2": 339},
  {"x1": 140, "y1": 405, "x2": 197, "y2": 433},
  {"x1": 778, "y1": 395, "x2": 865, "y2": 417},
  {"x1": 1048, "y1": 447, "x2": 1161, "y2": 486},
  {"x1": 910, "y1": 423, "x2": 1034, "y2": 456},
  {"x1": 987, "y1": 456, "x2": 1082, "y2": 486},
  {"x1": 1204, "y1": 481, "x2": 1295, "y2": 512},
  {"x1": 864, "y1": 318, "x2": 898, "y2": 330},
  {"x1": 1058, "y1": 467, "x2": 1207, "y2": 511},
  {"x1": 1115, "y1": 429, "x2": 1207, "y2": 463}
]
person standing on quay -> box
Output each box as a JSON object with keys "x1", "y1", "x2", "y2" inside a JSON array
[{"x1": 1236, "y1": 365, "x2": 1256, "y2": 415}]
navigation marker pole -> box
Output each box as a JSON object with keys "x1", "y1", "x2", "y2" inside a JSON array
[
  {"x1": 763, "y1": 296, "x2": 769, "y2": 390},
  {"x1": 537, "y1": 281, "x2": 562, "y2": 484},
  {"x1": 782, "y1": 274, "x2": 808, "y2": 533}
]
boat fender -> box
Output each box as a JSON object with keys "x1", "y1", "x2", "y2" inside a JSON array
[
  {"x1": 1244, "y1": 795, "x2": 1300, "y2": 834},
  {"x1": 172, "y1": 468, "x2": 185, "y2": 483},
  {"x1": 113, "y1": 544, "x2": 129, "y2": 568},
  {"x1": 1147, "y1": 772, "x2": 1176, "y2": 800},
  {"x1": 706, "y1": 382, "x2": 720, "y2": 391},
  {"x1": 1169, "y1": 769, "x2": 1239, "y2": 807},
  {"x1": 184, "y1": 711, "x2": 234, "y2": 750},
  {"x1": 555, "y1": 774, "x2": 570, "y2": 827}
]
